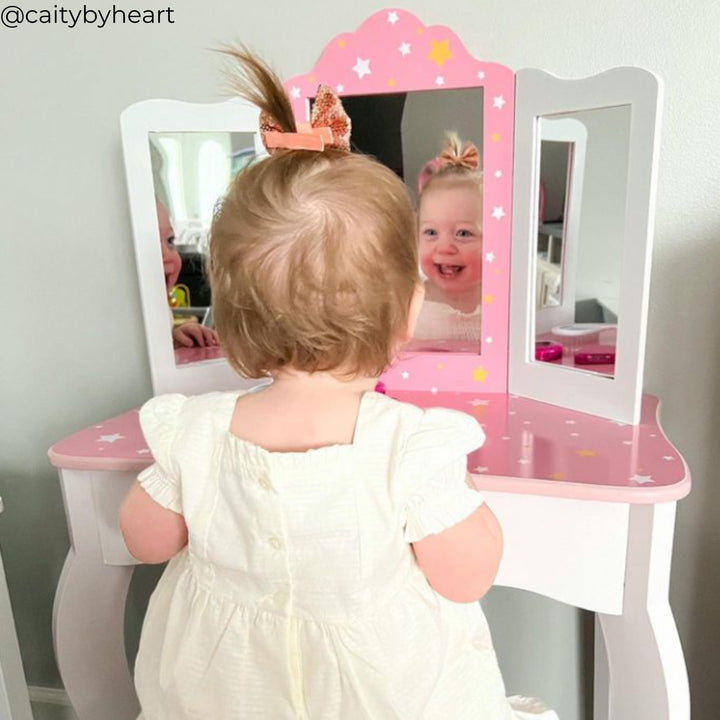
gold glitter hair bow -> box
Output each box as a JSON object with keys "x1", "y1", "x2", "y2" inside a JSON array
[
  {"x1": 437, "y1": 141, "x2": 480, "y2": 171},
  {"x1": 261, "y1": 85, "x2": 351, "y2": 153}
]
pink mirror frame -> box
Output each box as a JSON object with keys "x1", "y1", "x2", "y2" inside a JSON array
[{"x1": 285, "y1": 9, "x2": 514, "y2": 393}]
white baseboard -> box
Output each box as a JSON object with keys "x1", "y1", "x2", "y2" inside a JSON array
[{"x1": 27, "y1": 686, "x2": 72, "y2": 706}]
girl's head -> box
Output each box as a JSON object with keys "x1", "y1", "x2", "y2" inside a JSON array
[
  {"x1": 417, "y1": 134, "x2": 483, "y2": 302},
  {"x1": 156, "y1": 200, "x2": 182, "y2": 291},
  {"x1": 209, "y1": 49, "x2": 420, "y2": 379}
]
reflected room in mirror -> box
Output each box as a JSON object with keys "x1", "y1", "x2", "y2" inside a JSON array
[
  {"x1": 338, "y1": 89, "x2": 484, "y2": 354},
  {"x1": 532, "y1": 106, "x2": 630, "y2": 379},
  {"x1": 149, "y1": 131, "x2": 259, "y2": 367}
]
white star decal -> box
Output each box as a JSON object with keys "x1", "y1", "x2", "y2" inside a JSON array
[
  {"x1": 485, "y1": 251, "x2": 495, "y2": 262},
  {"x1": 94, "y1": 425, "x2": 104, "y2": 429},
  {"x1": 97, "y1": 433, "x2": 124, "y2": 443},
  {"x1": 570, "y1": 432, "x2": 580, "y2": 437},
  {"x1": 492, "y1": 206, "x2": 505, "y2": 220},
  {"x1": 399, "y1": 42, "x2": 411, "y2": 56},
  {"x1": 631, "y1": 474, "x2": 654, "y2": 485},
  {"x1": 352, "y1": 57, "x2": 371, "y2": 80},
  {"x1": 468, "y1": 399, "x2": 490, "y2": 406},
  {"x1": 387, "y1": 10, "x2": 399, "y2": 24},
  {"x1": 289, "y1": 86, "x2": 301, "y2": 99},
  {"x1": 485, "y1": 337, "x2": 493, "y2": 344},
  {"x1": 565, "y1": 420, "x2": 576, "y2": 425},
  {"x1": 137, "y1": 448, "x2": 150, "y2": 455},
  {"x1": 518, "y1": 458, "x2": 531, "y2": 465},
  {"x1": 336, "y1": 84, "x2": 344, "y2": 93},
  {"x1": 477, "y1": 70, "x2": 485, "y2": 79},
  {"x1": 474, "y1": 466, "x2": 489, "y2": 473},
  {"x1": 523, "y1": 420, "x2": 532, "y2": 425},
  {"x1": 622, "y1": 440, "x2": 633, "y2": 445},
  {"x1": 493, "y1": 95, "x2": 506, "y2": 109},
  {"x1": 502, "y1": 435, "x2": 511, "y2": 441},
  {"x1": 435, "y1": 76, "x2": 445, "y2": 86},
  {"x1": 400, "y1": 371, "x2": 410, "y2": 380},
  {"x1": 508, "y1": 411, "x2": 517, "y2": 416},
  {"x1": 430, "y1": 387, "x2": 438, "y2": 394},
  {"x1": 663, "y1": 455, "x2": 675, "y2": 461},
  {"x1": 494, "y1": 170, "x2": 502, "y2": 178}
]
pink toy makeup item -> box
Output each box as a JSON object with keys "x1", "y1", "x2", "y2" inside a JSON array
[
  {"x1": 535, "y1": 341, "x2": 563, "y2": 362},
  {"x1": 574, "y1": 344, "x2": 616, "y2": 365},
  {"x1": 374, "y1": 381, "x2": 387, "y2": 394}
]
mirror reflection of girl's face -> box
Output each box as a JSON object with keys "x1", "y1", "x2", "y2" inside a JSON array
[
  {"x1": 418, "y1": 183, "x2": 483, "y2": 299},
  {"x1": 156, "y1": 201, "x2": 182, "y2": 291}
]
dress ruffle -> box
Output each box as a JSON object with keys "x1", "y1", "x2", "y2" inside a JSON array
[
  {"x1": 137, "y1": 393, "x2": 187, "y2": 511},
  {"x1": 401, "y1": 409, "x2": 486, "y2": 541}
]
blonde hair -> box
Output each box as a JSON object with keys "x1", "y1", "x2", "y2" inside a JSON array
[
  {"x1": 418, "y1": 131, "x2": 483, "y2": 200},
  {"x1": 209, "y1": 49, "x2": 419, "y2": 378}
]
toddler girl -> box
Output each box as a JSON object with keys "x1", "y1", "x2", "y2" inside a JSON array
[
  {"x1": 410, "y1": 134, "x2": 484, "y2": 350},
  {"x1": 120, "y1": 50, "x2": 556, "y2": 720}
]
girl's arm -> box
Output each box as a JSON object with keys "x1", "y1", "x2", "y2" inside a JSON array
[
  {"x1": 119, "y1": 481, "x2": 188, "y2": 564},
  {"x1": 411, "y1": 476, "x2": 503, "y2": 603}
]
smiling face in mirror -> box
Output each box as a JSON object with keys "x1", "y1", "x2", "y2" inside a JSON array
[
  {"x1": 337, "y1": 89, "x2": 485, "y2": 353},
  {"x1": 533, "y1": 106, "x2": 631, "y2": 378}
]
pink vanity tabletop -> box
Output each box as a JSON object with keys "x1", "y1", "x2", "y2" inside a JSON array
[
  {"x1": 48, "y1": 390, "x2": 689, "y2": 505},
  {"x1": 174, "y1": 345, "x2": 224, "y2": 365}
]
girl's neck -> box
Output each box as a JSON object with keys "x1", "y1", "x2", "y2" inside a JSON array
[{"x1": 270, "y1": 368, "x2": 378, "y2": 396}]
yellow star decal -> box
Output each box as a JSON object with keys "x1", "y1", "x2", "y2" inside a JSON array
[
  {"x1": 307, "y1": 75, "x2": 316, "y2": 84},
  {"x1": 576, "y1": 449, "x2": 597, "y2": 458},
  {"x1": 491, "y1": 132, "x2": 501, "y2": 143},
  {"x1": 472, "y1": 405, "x2": 487, "y2": 419},
  {"x1": 387, "y1": 78, "x2": 396, "y2": 87},
  {"x1": 337, "y1": 39, "x2": 346, "y2": 48},
  {"x1": 428, "y1": 39, "x2": 453, "y2": 67},
  {"x1": 416, "y1": 26, "x2": 424, "y2": 34},
  {"x1": 472, "y1": 366, "x2": 489, "y2": 383},
  {"x1": 484, "y1": 294, "x2": 495, "y2": 305},
  {"x1": 436, "y1": 362, "x2": 444, "y2": 370},
  {"x1": 549, "y1": 473, "x2": 566, "y2": 480}
]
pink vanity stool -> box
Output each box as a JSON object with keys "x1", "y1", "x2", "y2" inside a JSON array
[{"x1": 48, "y1": 389, "x2": 690, "y2": 720}]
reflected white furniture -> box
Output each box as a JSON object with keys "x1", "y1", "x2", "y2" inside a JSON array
[{"x1": 48, "y1": 390, "x2": 690, "y2": 720}]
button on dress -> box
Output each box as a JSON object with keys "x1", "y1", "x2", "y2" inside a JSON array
[{"x1": 134, "y1": 391, "x2": 557, "y2": 720}]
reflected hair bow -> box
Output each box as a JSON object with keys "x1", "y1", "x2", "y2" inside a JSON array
[
  {"x1": 437, "y1": 140, "x2": 480, "y2": 171},
  {"x1": 261, "y1": 85, "x2": 351, "y2": 153}
]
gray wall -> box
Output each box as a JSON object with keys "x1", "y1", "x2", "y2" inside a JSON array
[{"x1": 3, "y1": 1, "x2": 720, "y2": 717}]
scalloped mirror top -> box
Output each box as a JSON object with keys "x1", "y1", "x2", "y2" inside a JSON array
[{"x1": 285, "y1": 9, "x2": 514, "y2": 393}]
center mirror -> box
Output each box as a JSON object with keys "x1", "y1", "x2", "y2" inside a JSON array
[{"x1": 339, "y1": 88, "x2": 484, "y2": 355}]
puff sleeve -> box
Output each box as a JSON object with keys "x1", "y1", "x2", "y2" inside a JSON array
[
  {"x1": 401, "y1": 408, "x2": 486, "y2": 543},
  {"x1": 136, "y1": 394, "x2": 186, "y2": 514}
]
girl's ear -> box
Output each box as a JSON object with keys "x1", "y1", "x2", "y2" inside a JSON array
[{"x1": 403, "y1": 283, "x2": 426, "y2": 341}]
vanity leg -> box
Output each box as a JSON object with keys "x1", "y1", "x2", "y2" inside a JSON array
[
  {"x1": 52, "y1": 468, "x2": 140, "y2": 720},
  {"x1": 594, "y1": 502, "x2": 689, "y2": 720}
]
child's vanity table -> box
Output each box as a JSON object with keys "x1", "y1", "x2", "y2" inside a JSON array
[{"x1": 48, "y1": 9, "x2": 690, "y2": 720}]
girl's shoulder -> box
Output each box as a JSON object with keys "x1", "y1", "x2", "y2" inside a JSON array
[
  {"x1": 139, "y1": 391, "x2": 239, "y2": 445},
  {"x1": 366, "y1": 393, "x2": 484, "y2": 461}
]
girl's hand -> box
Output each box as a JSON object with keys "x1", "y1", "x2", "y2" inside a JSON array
[{"x1": 172, "y1": 323, "x2": 220, "y2": 348}]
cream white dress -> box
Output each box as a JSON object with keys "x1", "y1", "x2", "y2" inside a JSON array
[{"x1": 134, "y1": 390, "x2": 557, "y2": 720}]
